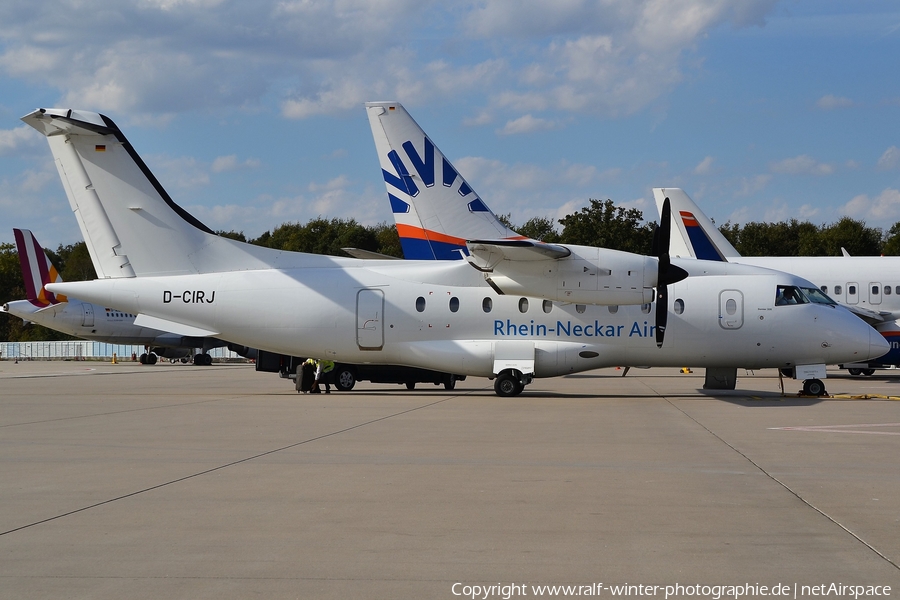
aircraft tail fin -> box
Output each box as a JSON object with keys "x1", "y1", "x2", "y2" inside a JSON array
[
  {"x1": 13, "y1": 228, "x2": 68, "y2": 306},
  {"x1": 366, "y1": 102, "x2": 524, "y2": 260},
  {"x1": 20, "y1": 109, "x2": 265, "y2": 277},
  {"x1": 652, "y1": 188, "x2": 741, "y2": 261}
]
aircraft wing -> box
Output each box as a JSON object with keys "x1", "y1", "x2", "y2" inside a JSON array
[
  {"x1": 133, "y1": 314, "x2": 220, "y2": 338},
  {"x1": 844, "y1": 304, "x2": 894, "y2": 326}
]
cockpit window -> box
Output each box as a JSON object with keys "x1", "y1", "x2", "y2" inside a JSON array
[
  {"x1": 775, "y1": 285, "x2": 806, "y2": 305},
  {"x1": 775, "y1": 285, "x2": 837, "y2": 306},
  {"x1": 801, "y1": 287, "x2": 837, "y2": 305}
]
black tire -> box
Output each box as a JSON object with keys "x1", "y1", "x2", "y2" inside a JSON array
[
  {"x1": 848, "y1": 368, "x2": 862, "y2": 376},
  {"x1": 444, "y1": 375, "x2": 457, "y2": 390},
  {"x1": 494, "y1": 372, "x2": 523, "y2": 397},
  {"x1": 802, "y1": 379, "x2": 826, "y2": 396},
  {"x1": 405, "y1": 381, "x2": 416, "y2": 390},
  {"x1": 148, "y1": 353, "x2": 158, "y2": 365},
  {"x1": 333, "y1": 366, "x2": 356, "y2": 391},
  {"x1": 863, "y1": 369, "x2": 876, "y2": 376},
  {"x1": 139, "y1": 353, "x2": 148, "y2": 364}
]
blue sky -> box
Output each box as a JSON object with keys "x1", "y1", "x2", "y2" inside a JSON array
[{"x1": 1, "y1": 0, "x2": 899, "y2": 248}]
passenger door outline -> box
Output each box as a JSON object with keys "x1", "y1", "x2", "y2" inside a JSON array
[
  {"x1": 718, "y1": 289, "x2": 743, "y2": 330},
  {"x1": 81, "y1": 303, "x2": 94, "y2": 328},
  {"x1": 869, "y1": 282, "x2": 882, "y2": 306},
  {"x1": 357, "y1": 289, "x2": 384, "y2": 350}
]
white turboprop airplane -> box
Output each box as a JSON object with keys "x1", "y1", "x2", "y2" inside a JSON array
[
  {"x1": 19, "y1": 108, "x2": 886, "y2": 397},
  {"x1": 0, "y1": 228, "x2": 247, "y2": 364},
  {"x1": 653, "y1": 188, "x2": 900, "y2": 375},
  {"x1": 364, "y1": 101, "x2": 893, "y2": 393}
]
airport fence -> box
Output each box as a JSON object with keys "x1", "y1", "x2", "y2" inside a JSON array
[{"x1": 0, "y1": 341, "x2": 246, "y2": 362}]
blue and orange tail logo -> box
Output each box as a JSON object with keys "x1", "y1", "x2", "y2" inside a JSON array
[
  {"x1": 13, "y1": 228, "x2": 67, "y2": 307},
  {"x1": 678, "y1": 211, "x2": 728, "y2": 262},
  {"x1": 381, "y1": 135, "x2": 520, "y2": 260}
]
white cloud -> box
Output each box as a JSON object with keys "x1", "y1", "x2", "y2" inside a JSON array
[
  {"x1": 770, "y1": 155, "x2": 834, "y2": 176},
  {"x1": 308, "y1": 175, "x2": 351, "y2": 193},
  {"x1": 0, "y1": 0, "x2": 781, "y2": 122},
  {"x1": 840, "y1": 188, "x2": 900, "y2": 225},
  {"x1": 497, "y1": 114, "x2": 560, "y2": 135},
  {"x1": 0, "y1": 125, "x2": 42, "y2": 156},
  {"x1": 734, "y1": 174, "x2": 772, "y2": 196},
  {"x1": 211, "y1": 155, "x2": 260, "y2": 173},
  {"x1": 877, "y1": 146, "x2": 900, "y2": 171},
  {"x1": 694, "y1": 156, "x2": 714, "y2": 175},
  {"x1": 816, "y1": 94, "x2": 854, "y2": 110}
]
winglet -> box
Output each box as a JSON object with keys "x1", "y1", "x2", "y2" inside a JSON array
[{"x1": 12, "y1": 228, "x2": 68, "y2": 307}]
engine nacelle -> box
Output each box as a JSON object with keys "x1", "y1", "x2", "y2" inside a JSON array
[{"x1": 484, "y1": 245, "x2": 657, "y2": 306}]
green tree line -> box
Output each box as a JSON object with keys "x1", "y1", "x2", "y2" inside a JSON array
[{"x1": 4, "y1": 199, "x2": 900, "y2": 342}]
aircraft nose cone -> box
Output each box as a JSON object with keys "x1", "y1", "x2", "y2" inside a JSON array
[{"x1": 870, "y1": 326, "x2": 891, "y2": 361}]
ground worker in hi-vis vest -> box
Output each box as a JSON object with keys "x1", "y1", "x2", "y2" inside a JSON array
[{"x1": 313, "y1": 359, "x2": 335, "y2": 394}]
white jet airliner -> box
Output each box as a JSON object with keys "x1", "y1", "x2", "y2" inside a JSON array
[
  {"x1": 653, "y1": 188, "x2": 900, "y2": 376},
  {"x1": 0, "y1": 228, "x2": 243, "y2": 364},
  {"x1": 20, "y1": 107, "x2": 886, "y2": 396}
]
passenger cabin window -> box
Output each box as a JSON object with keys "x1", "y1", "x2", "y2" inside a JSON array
[
  {"x1": 416, "y1": 296, "x2": 426, "y2": 312},
  {"x1": 542, "y1": 300, "x2": 552, "y2": 313},
  {"x1": 449, "y1": 297, "x2": 459, "y2": 313},
  {"x1": 608, "y1": 305, "x2": 618, "y2": 314},
  {"x1": 482, "y1": 297, "x2": 492, "y2": 313},
  {"x1": 896, "y1": 286, "x2": 900, "y2": 295},
  {"x1": 576, "y1": 304, "x2": 586, "y2": 314},
  {"x1": 518, "y1": 298, "x2": 529, "y2": 313},
  {"x1": 885, "y1": 286, "x2": 892, "y2": 296},
  {"x1": 849, "y1": 285, "x2": 857, "y2": 295},
  {"x1": 835, "y1": 285, "x2": 842, "y2": 295},
  {"x1": 821, "y1": 286, "x2": 828, "y2": 294},
  {"x1": 674, "y1": 299, "x2": 684, "y2": 315},
  {"x1": 872, "y1": 285, "x2": 880, "y2": 296},
  {"x1": 641, "y1": 303, "x2": 651, "y2": 314}
]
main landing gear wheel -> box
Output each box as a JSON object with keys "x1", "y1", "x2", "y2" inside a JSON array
[
  {"x1": 862, "y1": 369, "x2": 876, "y2": 376},
  {"x1": 494, "y1": 372, "x2": 524, "y2": 397},
  {"x1": 193, "y1": 353, "x2": 212, "y2": 366},
  {"x1": 802, "y1": 378, "x2": 827, "y2": 397},
  {"x1": 333, "y1": 366, "x2": 356, "y2": 391},
  {"x1": 848, "y1": 368, "x2": 862, "y2": 376}
]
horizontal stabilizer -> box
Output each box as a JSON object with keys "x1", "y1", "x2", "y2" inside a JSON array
[
  {"x1": 341, "y1": 248, "x2": 401, "y2": 260},
  {"x1": 133, "y1": 314, "x2": 219, "y2": 337}
]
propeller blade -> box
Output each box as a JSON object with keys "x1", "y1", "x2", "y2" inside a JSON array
[{"x1": 655, "y1": 198, "x2": 688, "y2": 348}]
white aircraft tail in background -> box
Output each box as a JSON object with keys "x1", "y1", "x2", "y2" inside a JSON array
[
  {"x1": 21, "y1": 109, "x2": 295, "y2": 278},
  {"x1": 654, "y1": 187, "x2": 899, "y2": 373},
  {"x1": 1, "y1": 228, "x2": 236, "y2": 365},
  {"x1": 14, "y1": 228, "x2": 67, "y2": 307}
]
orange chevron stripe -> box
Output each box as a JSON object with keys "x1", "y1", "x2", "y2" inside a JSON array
[
  {"x1": 396, "y1": 224, "x2": 467, "y2": 246},
  {"x1": 396, "y1": 224, "x2": 528, "y2": 246}
]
